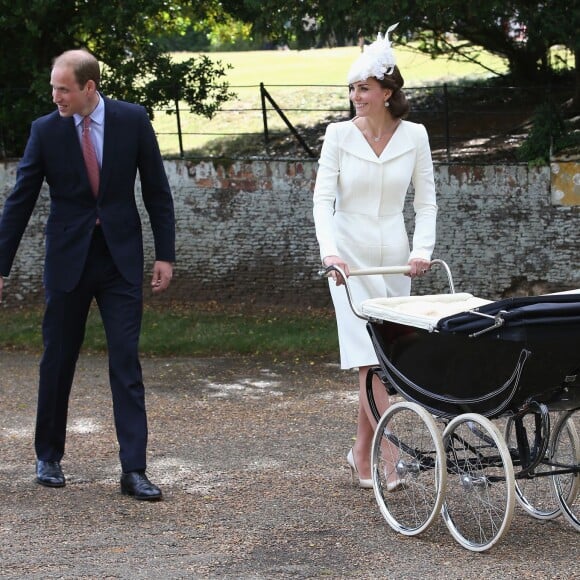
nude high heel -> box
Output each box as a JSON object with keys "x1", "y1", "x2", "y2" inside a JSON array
[{"x1": 346, "y1": 448, "x2": 373, "y2": 489}]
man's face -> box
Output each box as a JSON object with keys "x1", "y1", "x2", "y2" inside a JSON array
[{"x1": 50, "y1": 64, "x2": 92, "y2": 117}]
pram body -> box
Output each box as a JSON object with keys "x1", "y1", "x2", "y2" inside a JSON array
[{"x1": 364, "y1": 292, "x2": 580, "y2": 418}]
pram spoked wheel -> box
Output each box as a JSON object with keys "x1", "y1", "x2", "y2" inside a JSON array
[
  {"x1": 442, "y1": 413, "x2": 515, "y2": 552},
  {"x1": 371, "y1": 401, "x2": 446, "y2": 536},
  {"x1": 550, "y1": 409, "x2": 580, "y2": 531},
  {"x1": 504, "y1": 406, "x2": 562, "y2": 520}
]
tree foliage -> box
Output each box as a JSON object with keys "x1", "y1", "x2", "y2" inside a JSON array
[
  {"x1": 517, "y1": 101, "x2": 568, "y2": 164},
  {"x1": 0, "y1": 0, "x2": 234, "y2": 157},
  {"x1": 222, "y1": 1, "x2": 578, "y2": 85}
]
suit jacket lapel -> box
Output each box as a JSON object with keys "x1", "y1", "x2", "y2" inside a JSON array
[
  {"x1": 100, "y1": 98, "x2": 119, "y2": 196},
  {"x1": 56, "y1": 114, "x2": 93, "y2": 190},
  {"x1": 57, "y1": 114, "x2": 85, "y2": 167}
]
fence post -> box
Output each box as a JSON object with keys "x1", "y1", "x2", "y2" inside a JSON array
[
  {"x1": 443, "y1": 83, "x2": 450, "y2": 162},
  {"x1": 260, "y1": 83, "x2": 269, "y2": 146},
  {"x1": 260, "y1": 84, "x2": 315, "y2": 157},
  {"x1": 174, "y1": 83, "x2": 184, "y2": 159}
]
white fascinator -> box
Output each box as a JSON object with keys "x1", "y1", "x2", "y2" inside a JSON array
[{"x1": 347, "y1": 22, "x2": 399, "y2": 85}]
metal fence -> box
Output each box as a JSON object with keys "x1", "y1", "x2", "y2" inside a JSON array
[
  {"x1": 150, "y1": 82, "x2": 566, "y2": 162},
  {"x1": 0, "y1": 82, "x2": 568, "y2": 162}
]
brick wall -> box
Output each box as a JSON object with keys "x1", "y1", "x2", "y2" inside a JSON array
[{"x1": 1, "y1": 159, "x2": 578, "y2": 308}]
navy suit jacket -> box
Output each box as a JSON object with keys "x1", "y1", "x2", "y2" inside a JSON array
[{"x1": 0, "y1": 97, "x2": 175, "y2": 291}]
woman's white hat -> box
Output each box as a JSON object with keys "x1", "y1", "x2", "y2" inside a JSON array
[{"x1": 347, "y1": 23, "x2": 399, "y2": 85}]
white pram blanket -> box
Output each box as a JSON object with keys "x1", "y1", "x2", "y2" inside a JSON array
[{"x1": 361, "y1": 293, "x2": 492, "y2": 331}]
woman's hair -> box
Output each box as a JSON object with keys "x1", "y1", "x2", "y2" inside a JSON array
[
  {"x1": 53, "y1": 49, "x2": 100, "y2": 90},
  {"x1": 377, "y1": 66, "x2": 409, "y2": 119}
]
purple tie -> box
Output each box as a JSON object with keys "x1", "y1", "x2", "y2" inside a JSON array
[{"x1": 82, "y1": 116, "x2": 100, "y2": 197}]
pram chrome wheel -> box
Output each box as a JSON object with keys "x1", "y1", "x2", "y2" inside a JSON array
[
  {"x1": 551, "y1": 409, "x2": 580, "y2": 531},
  {"x1": 504, "y1": 408, "x2": 562, "y2": 520},
  {"x1": 371, "y1": 401, "x2": 446, "y2": 536},
  {"x1": 442, "y1": 413, "x2": 515, "y2": 551}
]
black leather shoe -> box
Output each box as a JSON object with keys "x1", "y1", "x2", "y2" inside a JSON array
[
  {"x1": 36, "y1": 460, "x2": 65, "y2": 487},
  {"x1": 120, "y1": 471, "x2": 162, "y2": 501}
]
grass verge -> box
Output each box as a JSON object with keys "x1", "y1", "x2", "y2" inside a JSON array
[{"x1": 0, "y1": 303, "x2": 338, "y2": 358}]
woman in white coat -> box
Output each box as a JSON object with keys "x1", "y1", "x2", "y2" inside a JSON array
[{"x1": 313, "y1": 26, "x2": 437, "y2": 489}]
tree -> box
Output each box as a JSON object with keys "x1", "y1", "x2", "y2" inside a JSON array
[
  {"x1": 219, "y1": 0, "x2": 362, "y2": 48},
  {"x1": 221, "y1": 1, "x2": 579, "y2": 106},
  {"x1": 388, "y1": 2, "x2": 579, "y2": 86},
  {"x1": 0, "y1": 0, "x2": 235, "y2": 158}
]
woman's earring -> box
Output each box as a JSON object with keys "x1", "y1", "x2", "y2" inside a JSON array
[{"x1": 384, "y1": 100, "x2": 390, "y2": 108}]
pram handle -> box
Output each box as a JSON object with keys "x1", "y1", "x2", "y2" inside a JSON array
[
  {"x1": 319, "y1": 259, "x2": 455, "y2": 320},
  {"x1": 352, "y1": 260, "x2": 455, "y2": 293},
  {"x1": 349, "y1": 266, "x2": 411, "y2": 276}
]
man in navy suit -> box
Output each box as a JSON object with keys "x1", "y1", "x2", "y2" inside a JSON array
[{"x1": 0, "y1": 49, "x2": 175, "y2": 500}]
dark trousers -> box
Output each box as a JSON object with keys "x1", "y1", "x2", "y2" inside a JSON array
[{"x1": 35, "y1": 226, "x2": 147, "y2": 472}]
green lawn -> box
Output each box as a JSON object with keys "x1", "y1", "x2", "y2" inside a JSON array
[
  {"x1": 174, "y1": 44, "x2": 508, "y2": 87},
  {"x1": 0, "y1": 304, "x2": 339, "y2": 357},
  {"x1": 154, "y1": 45, "x2": 509, "y2": 156}
]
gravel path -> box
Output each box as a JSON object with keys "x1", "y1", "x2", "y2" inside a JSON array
[{"x1": 0, "y1": 351, "x2": 577, "y2": 579}]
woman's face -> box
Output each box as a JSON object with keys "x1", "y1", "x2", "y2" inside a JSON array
[{"x1": 348, "y1": 77, "x2": 392, "y2": 117}]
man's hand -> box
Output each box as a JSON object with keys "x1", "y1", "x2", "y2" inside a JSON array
[
  {"x1": 0, "y1": 276, "x2": 4, "y2": 303},
  {"x1": 151, "y1": 261, "x2": 173, "y2": 294}
]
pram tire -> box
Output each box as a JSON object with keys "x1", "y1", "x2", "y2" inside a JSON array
[
  {"x1": 371, "y1": 401, "x2": 446, "y2": 536},
  {"x1": 551, "y1": 409, "x2": 580, "y2": 532},
  {"x1": 442, "y1": 413, "x2": 515, "y2": 552},
  {"x1": 504, "y1": 410, "x2": 562, "y2": 520}
]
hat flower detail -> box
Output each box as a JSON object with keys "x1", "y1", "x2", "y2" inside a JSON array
[{"x1": 347, "y1": 22, "x2": 399, "y2": 85}]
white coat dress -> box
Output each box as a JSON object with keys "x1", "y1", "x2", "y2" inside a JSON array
[{"x1": 313, "y1": 119, "x2": 437, "y2": 369}]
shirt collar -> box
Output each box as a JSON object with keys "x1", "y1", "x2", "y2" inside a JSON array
[{"x1": 74, "y1": 93, "x2": 105, "y2": 127}]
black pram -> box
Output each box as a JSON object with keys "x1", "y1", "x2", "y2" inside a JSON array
[{"x1": 323, "y1": 260, "x2": 580, "y2": 552}]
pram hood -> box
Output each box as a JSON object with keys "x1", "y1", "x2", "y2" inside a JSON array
[{"x1": 437, "y1": 292, "x2": 580, "y2": 334}]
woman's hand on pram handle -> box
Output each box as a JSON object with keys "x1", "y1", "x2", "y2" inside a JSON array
[
  {"x1": 348, "y1": 261, "x2": 432, "y2": 279},
  {"x1": 408, "y1": 258, "x2": 431, "y2": 279},
  {"x1": 322, "y1": 255, "x2": 350, "y2": 286},
  {"x1": 320, "y1": 258, "x2": 435, "y2": 285}
]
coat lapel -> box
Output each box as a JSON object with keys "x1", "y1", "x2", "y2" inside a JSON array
[
  {"x1": 379, "y1": 122, "x2": 415, "y2": 163},
  {"x1": 339, "y1": 121, "x2": 415, "y2": 164}
]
